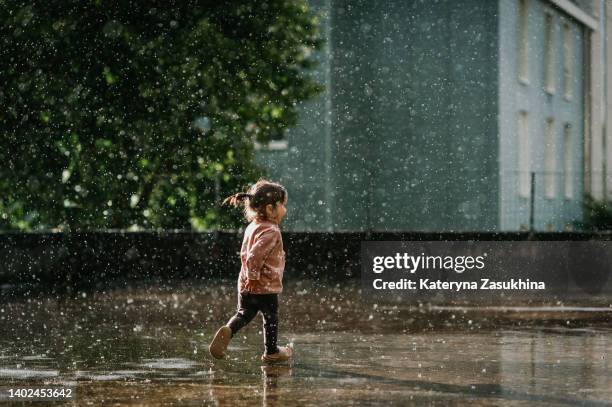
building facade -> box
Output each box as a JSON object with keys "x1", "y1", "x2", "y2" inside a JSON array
[
  {"x1": 499, "y1": 0, "x2": 590, "y2": 231},
  {"x1": 255, "y1": 0, "x2": 604, "y2": 232}
]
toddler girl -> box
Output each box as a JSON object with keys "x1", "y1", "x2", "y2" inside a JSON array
[{"x1": 209, "y1": 178, "x2": 293, "y2": 364}]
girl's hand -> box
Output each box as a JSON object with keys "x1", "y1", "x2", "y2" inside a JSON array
[{"x1": 244, "y1": 278, "x2": 258, "y2": 292}]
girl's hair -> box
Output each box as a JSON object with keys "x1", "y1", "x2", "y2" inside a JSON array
[{"x1": 222, "y1": 178, "x2": 287, "y2": 222}]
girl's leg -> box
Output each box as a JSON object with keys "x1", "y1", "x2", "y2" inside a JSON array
[
  {"x1": 257, "y1": 294, "x2": 279, "y2": 355},
  {"x1": 226, "y1": 292, "x2": 258, "y2": 337}
]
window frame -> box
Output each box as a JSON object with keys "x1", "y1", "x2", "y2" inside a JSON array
[
  {"x1": 544, "y1": 117, "x2": 557, "y2": 199},
  {"x1": 562, "y1": 22, "x2": 573, "y2": 100},
  {"x1": 517, "y1": 0, "x2": 530, "y2": 85},
  {"x1": 518, "y1": 111, "x2": 531, "y2": 198},
  {"x1": 543, "y1": 10, "x2": 556, "y2": 95}
]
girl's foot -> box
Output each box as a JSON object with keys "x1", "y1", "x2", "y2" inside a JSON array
[
  {"x1": 209, "y1": 325, "x2": 232, "y2": 359},
  {"x1": 261, "y1": 344, "x2": 293, "y2": 364}
]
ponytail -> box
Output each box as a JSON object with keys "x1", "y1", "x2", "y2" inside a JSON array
[
  {"x1": 222, "y1": 192, "x2": 252, "y2": 207},
  {"x1": 223, "y1": 178, "x2": 287, "y2": 222}
]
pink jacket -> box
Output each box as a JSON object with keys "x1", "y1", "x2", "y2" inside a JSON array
[{"x1": 238, "y1": 219, "x2": 285, "y2": 294}]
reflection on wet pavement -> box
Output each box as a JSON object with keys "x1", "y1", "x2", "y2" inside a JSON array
[{"x1": 0, "y1": 279, "x2": 610, "y2": 406}]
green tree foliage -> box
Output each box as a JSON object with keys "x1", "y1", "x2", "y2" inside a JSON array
[
  {"x1": 0, "y1": 0, "x2": 323, "y2": 231},
  {"x1": 580, "y1": 194, "x2": 612, "y2": 231}
]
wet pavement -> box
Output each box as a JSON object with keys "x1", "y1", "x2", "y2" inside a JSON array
[{"x1": 0, "y1": 278, "x2": 611, "y2": 406}]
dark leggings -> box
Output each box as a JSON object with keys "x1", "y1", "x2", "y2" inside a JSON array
[{"x1": 226, "y1": 292, "x2": 279, "y2": 355}]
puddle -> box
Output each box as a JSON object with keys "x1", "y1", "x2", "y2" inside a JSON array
[{"x1": 0, "y1": 279, "x2": 610, "y2": 405}]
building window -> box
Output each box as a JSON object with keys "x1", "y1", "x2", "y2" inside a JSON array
[
  {"x1": 563, "y1": 123, "x2": 573, "y2": 198},
  {"x1": 544, "y1": 12, "x2": 556, "y2": 94},
  {"x1": 562, "y1": 23, "x2": 573, "y2": 100},
  {"x1": 518, "y1": 0, "x2": 529, "y2": 84},
  {"x1": 518, "y1": 111, "x2": 531, "y2": 198},
  {"x1": 544, "y1": 118, "x2": 556, "y2": 198}
]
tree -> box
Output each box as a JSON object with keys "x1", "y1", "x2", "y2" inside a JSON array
[
  {"x1": 578, "y1": 194, "x2": 612, "y2": 231},
  {"x1": 0, "y1": 0, "x2": 323, "y2": 231}
]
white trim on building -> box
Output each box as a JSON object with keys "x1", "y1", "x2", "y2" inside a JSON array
[{"x1": 547, "y1": 0, "x2": 598, "y2": 30}]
